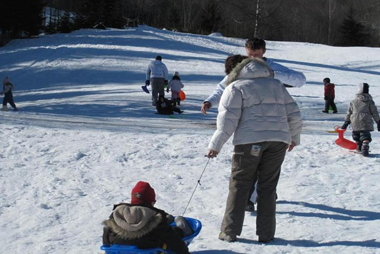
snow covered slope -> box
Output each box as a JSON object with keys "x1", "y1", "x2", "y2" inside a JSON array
[{"x1": 1, "y1": 26, "x2": 380, "y2": 254}]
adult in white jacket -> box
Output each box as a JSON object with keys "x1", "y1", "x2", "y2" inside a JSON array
[
  {"x1": 146, "y1": 55, "x2": 169, "y2": 106},
  {"x1": 201, "y1": 38, "x2": 306, "y2": 114},
  {"x1": 207, "y1": 57, "x2": 302, "y2": 243}
]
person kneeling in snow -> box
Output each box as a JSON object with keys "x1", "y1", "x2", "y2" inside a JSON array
[
  {"x1": 102, "y1": 181, "x2": 193, "y2": 254},
  {"x1": 340, "y1": 83, "x2": 380, "y2": 156},
  {"x1": 156, "y1": 95, "x2": 183, "y2": 115}
]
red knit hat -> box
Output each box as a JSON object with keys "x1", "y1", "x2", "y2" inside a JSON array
[{"x1": 131, "y1": 181, "x2": 156, "y2": 205}]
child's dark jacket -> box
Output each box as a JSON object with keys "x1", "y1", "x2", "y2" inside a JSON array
[
  {"x1": 156, "y1": 98, "x2": 176, "y2": 115},
  {"x1": 102, "y1": 203, "x2": 189, "y2": 254},
  {"x1": 324, "y1": 83, "x2": 335, "y2": 99}
]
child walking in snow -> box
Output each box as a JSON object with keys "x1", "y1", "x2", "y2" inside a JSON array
[
  {"x1": 102, "y1": 181, "x2": 193, "y2": 254},
  {"x1": 341, "y1": 83, "x2": 380, "y2": 156},
  {"x1": 322, "y1": 77, "x2": 337, "y2": 113},
  {"x1": 1, "y1": 77, "x2": 18, "y2": 111},
  {"x1": 167, "y1": 72, "x2": 184, "y2": 106}
]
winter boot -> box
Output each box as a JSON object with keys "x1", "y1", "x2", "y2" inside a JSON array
[
  {"x1": 174, "y1": 216, "x2": 194, "y2": 236},
  {"x1": 218, "y1": 232, "x2": 237, "y2": 242},
  {"x1": 245, "y1": 200, "x2": 255, "y2": 212},
  {"x1": 362, "y1": 141, "x2": 369, "y2": 157},
  {"x1": 1, "y1": 105, "x2": 8, "y2": 111},
  {"x1": 356, "y1": 142, "x2": 362, "y2": 153}
]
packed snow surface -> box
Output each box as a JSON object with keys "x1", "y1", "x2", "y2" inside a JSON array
[{"x1": 1, "y1": 26, "x2": 380, "y2": 254}]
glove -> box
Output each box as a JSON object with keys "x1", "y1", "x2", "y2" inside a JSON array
[
  {"x1": 341, "y1": 121, "x2": 350, "y2": 130},
  {"x1": 377, "y1": 121, "x2": 380, "y2": 132},
  {"x1": 324, "y1": 96, "x2": 327, "y2": 100},
  {"x1": 145, "y1": 80, "x2": 150, "y2": 86}
]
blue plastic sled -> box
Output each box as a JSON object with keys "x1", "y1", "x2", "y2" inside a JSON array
[
  {"x1": 100, "y1": 217, "x2": 202, "y2": 254},
  {"x1": 141, "y1": 85, "x2": 149, "y2": 94}
]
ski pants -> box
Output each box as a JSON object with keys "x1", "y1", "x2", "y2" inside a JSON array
[
  {"x1": 352, "y1": 131, "x2": 372, "y2": 144},
  {"x1": 221, "y1": 141, "x2": 288, "y2": 240},
  {"x1": 324, "y1": 97, "x2": 337, "y2": 112},
  {"x1": 151, "y1": 78, "x2": 165, "y2": 104},
  {"x1": 3, "y1": 91, "x2": 16, "y2": 109}
]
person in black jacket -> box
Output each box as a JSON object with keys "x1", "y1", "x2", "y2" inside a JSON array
[
  {"x1": 156, "y1": 95, "x2": 183, "y2": 115},
  {"x1": 102, "y1": 181, "x2": 192, "y2": 254},
  {"x1": 1, "y1": 77, "x2": 18, "y2": 111}
]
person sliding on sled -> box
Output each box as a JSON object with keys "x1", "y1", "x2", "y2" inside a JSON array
[
  {"x1": 156, "y1": 95, "x2": 183, "y2": 115},
  {"x1": 167, "y1": 71, "x2": 184, "y2": 106},
  {"x1": 341, "y1": 83, "x2": 380, "y2": 157},
  {"x1": 1, "y1": 77, "x2": 18, "y2": 111},
  {"x1": 102, "y1": 181, "x2": 193, "y2": 254}
]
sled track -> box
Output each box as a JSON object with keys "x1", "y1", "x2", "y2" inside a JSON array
[{"x1": 0, "y1": 113, "x2": 216, "y2": 133}]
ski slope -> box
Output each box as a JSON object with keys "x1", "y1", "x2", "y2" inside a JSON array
[{"x1": 1, "y1": 26, "x2": 380, "y2": 254}]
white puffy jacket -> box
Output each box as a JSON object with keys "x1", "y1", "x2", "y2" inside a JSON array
[
  {"x1": 146, "y1": 60, "x2": 169, "y2": 80},
  {"x1": 205, "y1": 58, "x2": 306, "y2": 107},
  {"x1": 208, "y1": 58, "x2": 303, "y2": 152}
]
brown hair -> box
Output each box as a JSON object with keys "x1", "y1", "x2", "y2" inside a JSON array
[
  {"x1": 245, "y1": 38, "x2": 266, "y2": 50},
  {"x1": 225, "y1": 55, "x2": 248, "y2": 74}
]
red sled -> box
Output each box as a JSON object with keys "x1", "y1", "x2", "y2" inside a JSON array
[
  {"x1": 179, "y1": 90, "x2": 186, "y2": 101},
  {"x1": 335, "y1": 126, "x2": 356, "y2": 150}
]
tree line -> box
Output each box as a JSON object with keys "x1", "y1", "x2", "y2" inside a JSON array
[{"x1": 1, "y1": 0, "x2": 379, "y2": 47}]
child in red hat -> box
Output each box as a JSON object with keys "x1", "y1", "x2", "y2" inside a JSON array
[{"x1": 102, "y1": 181, "x2": 193, "y2": 254}]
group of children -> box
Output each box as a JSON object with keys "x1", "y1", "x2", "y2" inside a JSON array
[
  {"x1": 323, "y1": 77, "x2": 380, "y2": 156},
  {"x1": 156, "y1": 71, "x2": 184, "y2": 115}
]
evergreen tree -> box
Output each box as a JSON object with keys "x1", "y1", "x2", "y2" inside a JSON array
[{"x1": 337, "y1": 7, "x2": 371, "y2": 46}]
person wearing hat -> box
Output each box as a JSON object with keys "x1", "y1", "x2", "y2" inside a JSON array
[
  {"x1": 167, "y1": 71, "x2": 184, "y2": 106},
  {"x1": 322, "y1": 77, "x2": 337, "y2": 113},
  {"x1": 1, "y1": 77, "x2": 18, "y2": 111},
  {"x1": 341, "y1": 83, "x2": 380, "y2": 156},
  {"x1": 102, "y1": 181, "x2": 192, "y2": 254}
]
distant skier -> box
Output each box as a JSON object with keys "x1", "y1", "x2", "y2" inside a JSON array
[
  {"x1": 341, "y1": 83, "x2": 380, "y2": 156},
  {"x1": 167, "y1": 71, "x2": 184, "y2": 106},
  {"x1": 322, "y1": 77, "x2": 337, "y2": 113},
  {"x1": 156, "y1": 95, "x2": 183, "y2": 115},
  {"x1": 146, "y1": 56, "x2": 169, "y2": 106},
  {"x1": 1, "y1": 77, "x2": 18, "y2": 111},
  {"x1": 102, "y1": 181, "x2": 193, "y2": 254}
]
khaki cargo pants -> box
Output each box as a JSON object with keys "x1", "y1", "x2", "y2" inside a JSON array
[{"x1": 221, "y1": 141, "x2": 288, "y2": 239}]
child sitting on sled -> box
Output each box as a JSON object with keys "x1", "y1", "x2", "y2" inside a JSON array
[
  {"x1": 156, "y1": 95, "x2": 183, "y2": 115},
  {"x1": 102, "y1": 181, "x2": 193, "y2": 254},
  {"x1": 167, "y1": 72, "x2": 184, "y2": 106},
  {"x1": 1, "y1": 77, "x2": 18, "y2": 111},
  {"x1": 341, "y1": 83, "x2": 380, "y2": 156}
]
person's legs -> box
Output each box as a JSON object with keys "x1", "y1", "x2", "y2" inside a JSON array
[
  {"x1": 220, "y1": 143, "x2": 262, "y2": 238},
  {"x1": 151, "y1": 79, "x2": 159, "y2": 105},
  {"x1": 323, "y1": 99, "x2": 329, "y2": 113},
  {"x1": 6, "y1": 93, "x2": 17, "y2": 110},
  {"x1": 2, "y1": 96, "x2": 8, "y2": 111},
  {"x1": 360, "y1": 131, "x2": 372, "y2": 156},
  {"x1": 157, "y1": 79, "x2": 165, "y2": 98},
  {"x1": 331, "y1": 99, "x2": 337, "y2": 113},
  {"x1": 352, "y1": 131, "x2": 361, "y2": 151},
  {"x1": 256, "y1": 142, "x2": 287, "y2": 242}
]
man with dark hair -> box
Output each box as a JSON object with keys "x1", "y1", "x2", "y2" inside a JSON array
[
  {"x1": 146, "y1": 55, "x2": 169, "y2": 106},
  {"x1": 201, "y1": 38, "x2": 306, "y2": 115}
]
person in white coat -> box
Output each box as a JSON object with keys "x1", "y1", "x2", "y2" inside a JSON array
[
  {"x1": 167, "y1": 72, "x2": 184, "y2": 106},
  {"x1": 207, "y1": 56, "x2": 302, "y2": 243},
  {"x1": 201, "y1": 38, "x2": 306, "y2": 115},
  {"x1": 146, "y1": 56, "x2": 169, "y2": 106}
]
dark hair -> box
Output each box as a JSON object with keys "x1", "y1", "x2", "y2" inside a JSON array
[
  {"x1": 156, "y1": 55, "x2": 162, "y2": 61},
  {"x1": 172, "y1": 75, "x2": 181, "y2": 81},
  {"x1": 363, "y1": 83, "x2": 369, "y2": 94},
  {"x1": 323, "y1": 78, "x2": 330, "y2": 83},
  {"x1": 225, "y1": 55, "x2": 248, "y2": 74},
  {"x1": 245, "y1": 38, "x2": 266, "y2": 50}
]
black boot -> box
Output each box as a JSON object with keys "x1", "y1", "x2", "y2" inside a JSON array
[
  {"x1": 177, "y1": 98, "x2": 181, "y2": 106},
  {"x1": 362, "y1": 142, "x2": 369, "y2": 157}
]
